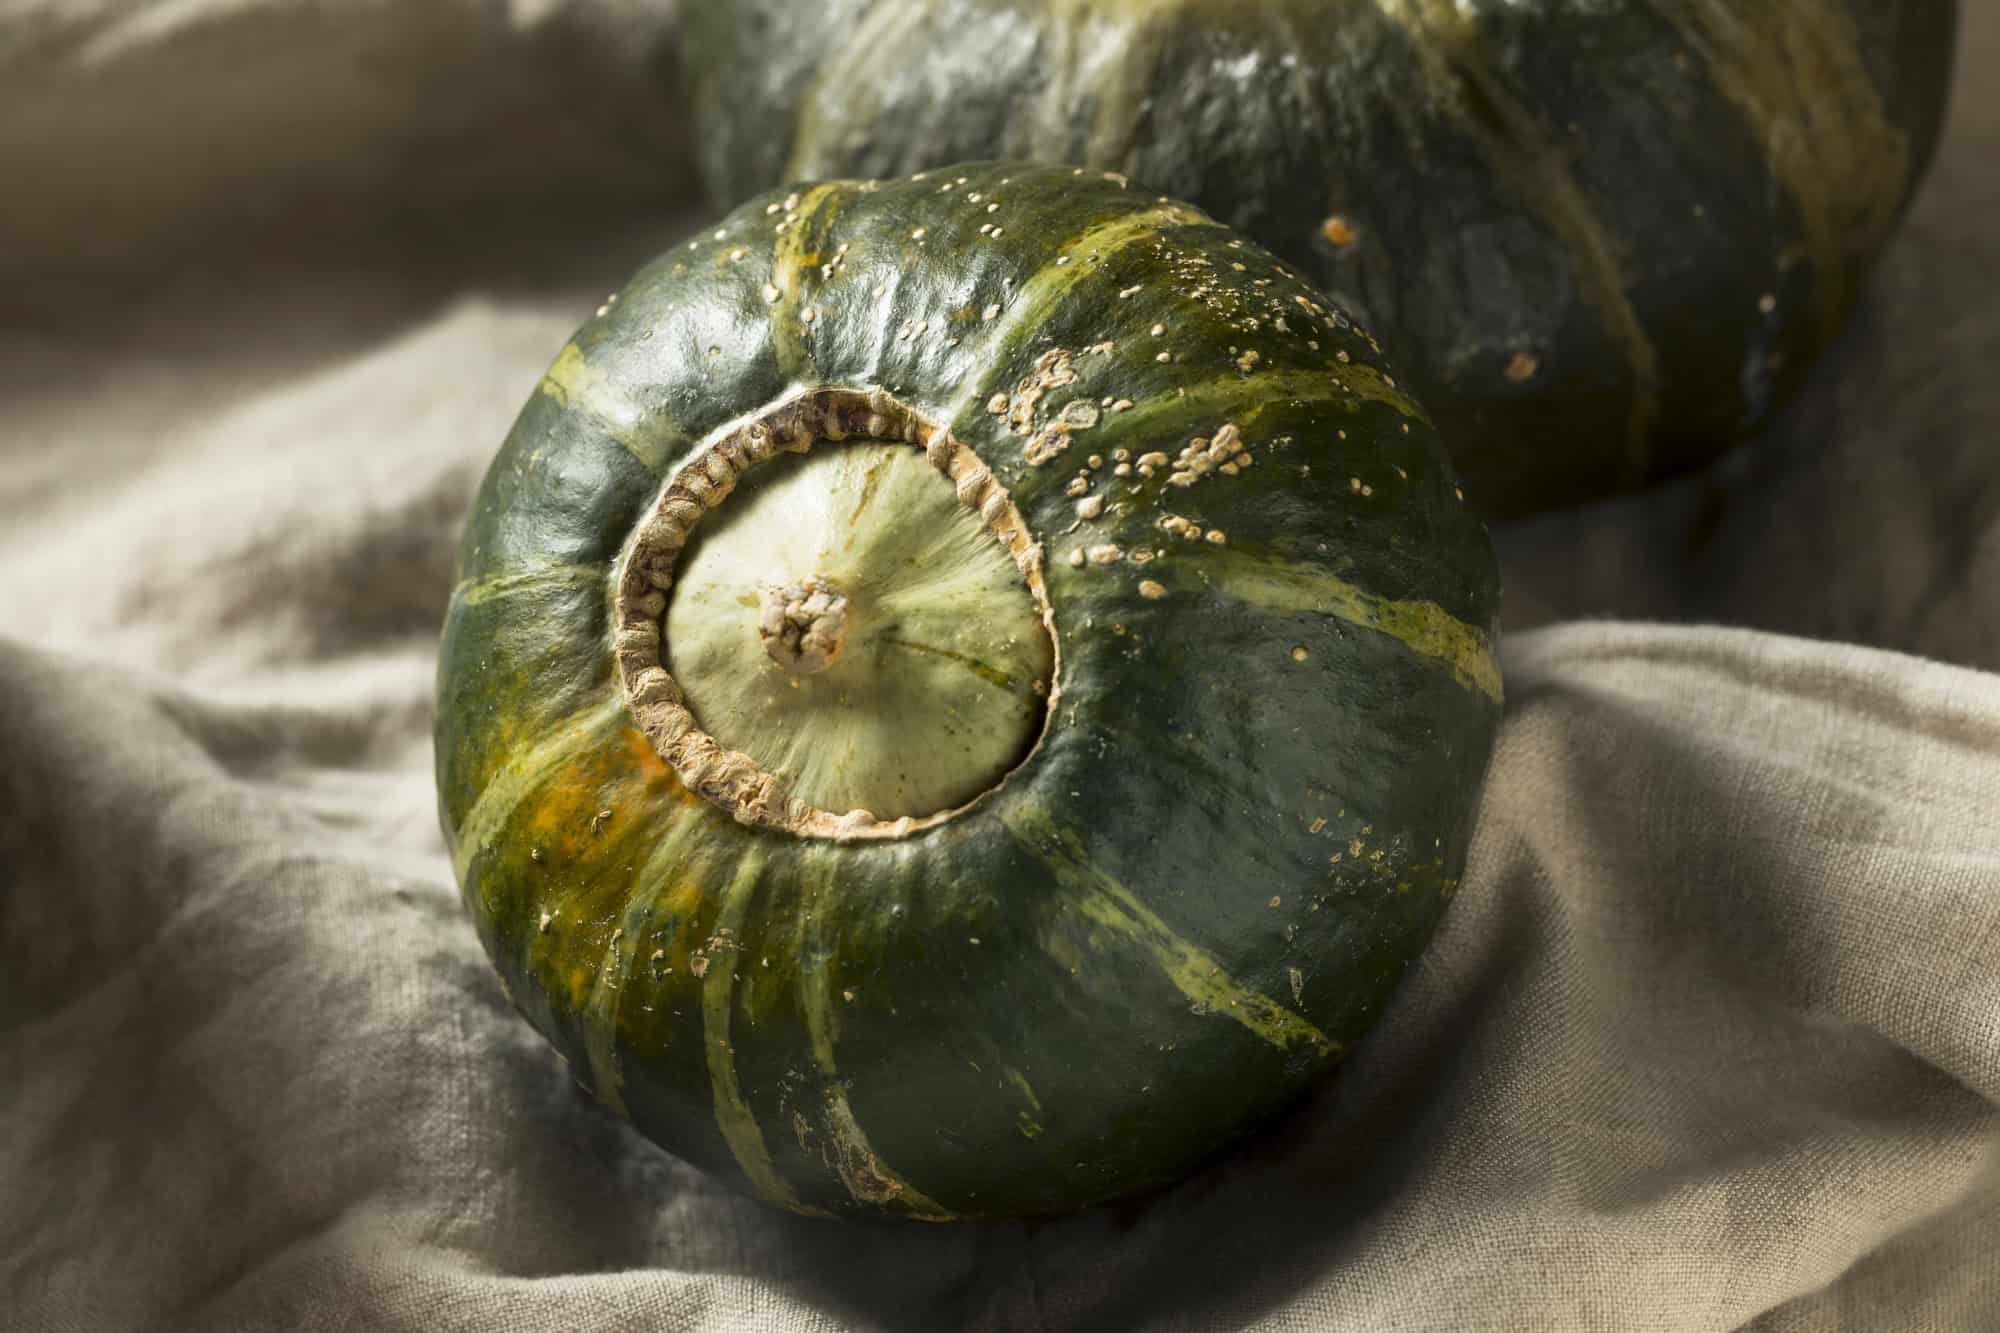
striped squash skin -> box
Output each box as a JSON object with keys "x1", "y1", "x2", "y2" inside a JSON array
[
  {"x1": 680, "y1": 0, "x2": 1959, "y2": 517},
  {"x1": 436, "y1": 163, "x2": 1501, "y2": 1220}
]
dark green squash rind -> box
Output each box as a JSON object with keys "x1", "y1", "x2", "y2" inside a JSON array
[
  {"x1": 678, "y1": 0, "x2": 1958, "y2": 517},
  {"x1": 437, "y1": 162, "x2": 1501, "y2": 1219}
]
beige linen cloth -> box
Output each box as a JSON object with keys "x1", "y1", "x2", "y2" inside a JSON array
[{"x1": 3, "y1": 3, "x2": 1996, "y2": 1328}]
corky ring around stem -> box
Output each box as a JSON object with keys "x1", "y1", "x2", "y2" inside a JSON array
[{"x1": 614, "y1": 385, "x2": 1059, "y2": 842}]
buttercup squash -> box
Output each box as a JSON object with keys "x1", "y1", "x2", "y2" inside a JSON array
[
  {"x1": 681, "y1": 0, "x2": 1958, "y2": 515},
  {"x1": 436, "y1": 163, "x2": 1501, "y2": 1219}
]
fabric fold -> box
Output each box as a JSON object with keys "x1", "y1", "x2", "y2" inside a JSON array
[{"x1": 3, "y1": 623, "x2": 1996, "y2": 1330}]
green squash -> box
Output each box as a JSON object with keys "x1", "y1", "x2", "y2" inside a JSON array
[
  {"x1": 679, "y1": 0, "x2": 1958, "y2": 517},
  {"x1": 436, "y1": 162, "x2": 1501, "y2": 1220}
]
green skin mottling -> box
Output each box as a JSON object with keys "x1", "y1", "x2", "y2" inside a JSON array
[
  {"x1": 436, "y1": 162, "x2": 1501, "y2": 1220},
  {"x1": 679, "y1": 0, "x2": 1958, "y2": 516}
]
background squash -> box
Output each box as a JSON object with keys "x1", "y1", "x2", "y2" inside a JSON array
[
  {"x1": 436, "y1": 162, "x2": 1502, "y2": 1219},
  {"x1": 679, "y1": 0, "x2": 1958, "y2": 517}
]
